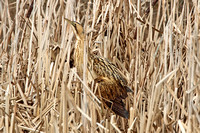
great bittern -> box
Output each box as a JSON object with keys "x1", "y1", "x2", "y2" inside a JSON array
[{"x1": 65, "y1": 18, "x2": 132, "y2": 119}]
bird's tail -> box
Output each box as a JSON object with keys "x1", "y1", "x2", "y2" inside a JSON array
[{"x1": 104, "y1": 97, "x2": 129, "y2": 119}]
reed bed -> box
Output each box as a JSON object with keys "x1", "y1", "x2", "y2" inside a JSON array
[{"x1": 0, "y1": 0, "x2": 199, "y2": 132}]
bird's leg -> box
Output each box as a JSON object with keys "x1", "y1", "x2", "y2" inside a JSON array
[
  {"x1": 102, "y1": 99, "x2": 116, "y2": 119},
  {"x1": 97, "y1": 87, "x2": 105, "y2": 116}
]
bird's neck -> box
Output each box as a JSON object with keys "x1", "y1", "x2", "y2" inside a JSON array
[
  {"x1": 76, "y1": 39, "x2": 84, "y2": 49},
  {"x1": 74, "y1": 39, "x2": 85, "y2": 77}
]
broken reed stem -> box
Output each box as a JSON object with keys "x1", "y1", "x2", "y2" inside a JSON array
[{"x1": 0, "y1": 0, "x2": 199, "y2": 132}]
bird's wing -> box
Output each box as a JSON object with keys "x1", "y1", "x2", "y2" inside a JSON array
[
  {"x1": 95, "y1": 77, "x2": 129, "y2": 119},
  {"x1": 93, "y1": 56, "x2": 132, "y2": 92}
]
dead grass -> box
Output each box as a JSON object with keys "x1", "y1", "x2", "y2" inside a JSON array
[{"x1": 0, "y1": 0, "x2": 200, "y2": 132}]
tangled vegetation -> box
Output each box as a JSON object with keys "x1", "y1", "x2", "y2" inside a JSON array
[{"x1": 0, "y1": 0, "x2": 199, "y2": 132}]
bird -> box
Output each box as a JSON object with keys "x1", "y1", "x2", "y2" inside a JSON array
[{"x1": 65, "y1": 18, "x2": 132, "y2": 119}]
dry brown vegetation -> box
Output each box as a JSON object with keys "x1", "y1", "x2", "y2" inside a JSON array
[{"x1": 0, "y1": 0, "x2": 200, "y2": 132}]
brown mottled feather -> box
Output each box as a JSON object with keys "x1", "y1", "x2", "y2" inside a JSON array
[
  {"x1": 94, "y1": 77, "x2": 129, "y2": 118},
  {"x1": 91, "y1": 56, "x2": 132, "y2": 119}
]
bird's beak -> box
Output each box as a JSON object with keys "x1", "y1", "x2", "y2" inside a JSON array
[{"x1": 64, "y1": 18, "x2": 75, "y2": 27}]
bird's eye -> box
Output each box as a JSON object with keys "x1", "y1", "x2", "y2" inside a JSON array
[{"x1": 74, "y1": 23, "x2": 78, "y2": 31}]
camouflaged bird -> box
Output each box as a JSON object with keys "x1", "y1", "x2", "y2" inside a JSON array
[{"x1": 65, "y1": 18, "x2": 132, "y2": 119}]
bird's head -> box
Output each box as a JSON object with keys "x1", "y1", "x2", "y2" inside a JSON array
[{"x1": 65, "y1": 18, "x2": 84, "y2": 40}]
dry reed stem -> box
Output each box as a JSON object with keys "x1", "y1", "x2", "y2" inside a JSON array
[{"x1": 0, "y1": 0, "x2": 199, "y2": 132}]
